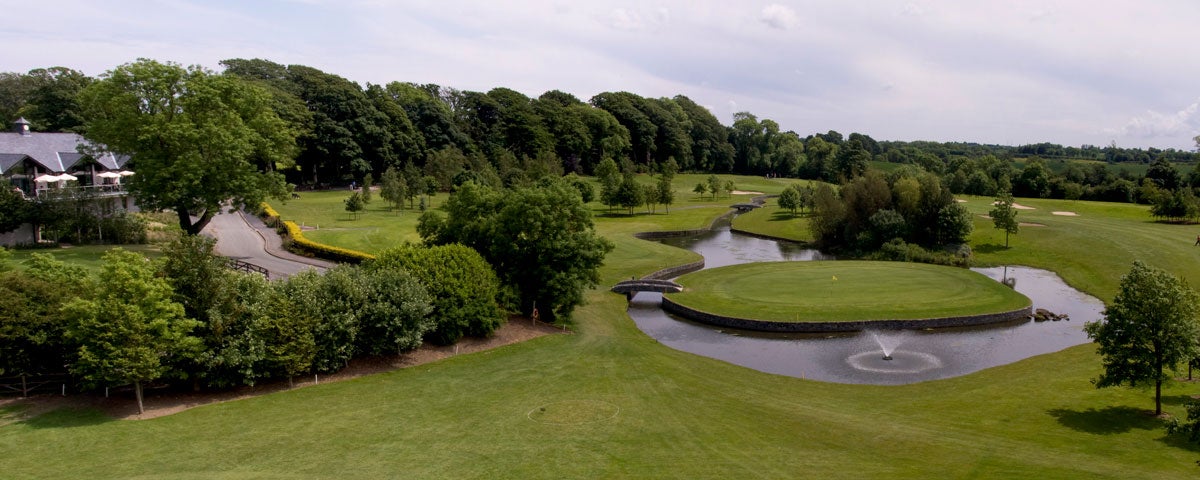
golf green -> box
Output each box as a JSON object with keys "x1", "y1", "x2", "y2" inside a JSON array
[{"x1": 668, "y1": 261, "x2": 1031, "y2": 324}]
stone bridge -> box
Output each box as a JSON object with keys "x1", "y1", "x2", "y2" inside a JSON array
[{"x1": 611, "y1": 278, "x2": 684, "y2": 300}]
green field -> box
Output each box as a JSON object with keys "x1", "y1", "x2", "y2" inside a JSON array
[
  {"x1": 3, "y1": 174, "x2": 1200, "y2": 478},
  {"x1": 670, "y1": 261, "x2": 1030, "y2": 322},
  {"x1": 5, "y1": 244, "x2": 162, "y2": 272},
  {"x1": 730, "y1": 198, "x2": 815, "y2": 243}
]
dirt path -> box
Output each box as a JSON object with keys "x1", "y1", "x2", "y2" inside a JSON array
[{"x1": 0, "y1": 319, "x2": 563, "y2": 421}]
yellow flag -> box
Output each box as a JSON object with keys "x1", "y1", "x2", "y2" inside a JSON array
[{"x1": 832, "y1": 275, "x2": 838, "y2": 281}]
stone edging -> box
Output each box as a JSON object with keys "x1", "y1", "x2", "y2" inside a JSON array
[
  {"x1": 641, "y1": 260, "x2": 705, "y2": 280},
  {"x1": 661, "y1": 296, "x2": 1033, "y2": 333}
]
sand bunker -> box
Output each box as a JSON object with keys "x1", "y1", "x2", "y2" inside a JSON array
[
  {"x1": 955, "y1": 199, "x2": 967, "y2": 203},
  {"x1": 1019, "y1": 222, "x2": 1045, "y2": 227},
  {"x1": 991, "y1": 201, "x2": 1034, "y2": 210},
  {"x1": 1051, "y1": 211, "x2": 1078, "y2": 216},
  {"x1": 731, "y1": 190, "x2": 765, "y2": 195}
]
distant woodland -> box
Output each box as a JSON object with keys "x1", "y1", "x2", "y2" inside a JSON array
[{"x1": 3, "y1": 60, "x2": 1199, "y2": 208}]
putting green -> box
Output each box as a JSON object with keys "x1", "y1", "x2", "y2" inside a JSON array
[{"x1": 669, "y1": 261, "x2": 1030, "y2": 323}]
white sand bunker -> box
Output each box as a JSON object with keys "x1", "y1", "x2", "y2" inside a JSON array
[
  {"x1": 955, "y1": 199, "x2": 967, "y2": 203},
  {"x1": 731, "y1": 190, "x2": 765, "y2": 195},
  {"x1": 991, "y1": 201, "x2": 1035, "y2": 210},
  {"x1": 1051, "y1": 211, "x2": 1078, "y2": 216}
]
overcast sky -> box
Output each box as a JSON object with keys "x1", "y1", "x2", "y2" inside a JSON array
[{"x1": 6, "y1": 0, "x2": 1199, "y2": 150}]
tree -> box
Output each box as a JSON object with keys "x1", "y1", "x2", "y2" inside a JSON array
[
  {"x1": 21, "y1": 67, "x2": 93, "y2": 132},
  {"x1": 595, "y1": 157, "x2": 621, "y2": 210},
  {"x1": 656, "y1": 174, "x2": 675, "y2": 213},
  {"x1": 615, "y1": 173, "x2": 645, "y2": 215},
  {"x1": 360, "y1": 174, "x2": 373, "y2": 203},
  {"x1": 1084, "y1": 261, "x2": 1200, "y2": 416},
  {"x1": 642, "y1": 183, "x2": 659, "y2": 214},
  {"x1": 344, "y1": 192, "x2": 365, "y2": 220},
  {"x1": 989, "y1": 191, "x2": 1019, "y2": 247},
  {"x1": 79, "y1": 59, "x2": 296, "y2": 235},
  {"x1": 707, "y1": 175, "x2": 722, "y2": 200},
  {"x1": 380, "y1": 166, "x2": 406, "y2": 211},
  {"x1": 778, "y1": 185, "x2": 801, "y2": 214},
  {"x1": 419, "y1": 181, "x2": 613, "y2": 322},
  {"x1": 693, "y1": 182, "x2": 707, "y2": 198},
  {"x1": 370, "y1": 243, "x2": 505, "y2": 344},
  {"x1": 63, "y1": 249, "x2": 200, "y2": 414},
  {"x1": 0, "y1": 187, "x2": 28, "y2": 233}
]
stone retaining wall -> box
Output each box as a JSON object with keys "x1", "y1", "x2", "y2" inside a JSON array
[
  {"x1": 661, "y1": 296, "x2": 1033, "y2": 333},
  {"x1": 633, "y1": 210, "x2": 737, "y2": 240}
]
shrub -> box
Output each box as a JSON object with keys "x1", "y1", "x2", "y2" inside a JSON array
[
  {"x1": 869, "y1": 239, "x2": 970, "y2": 267},
  {"x1": 259, "y1": 202, "x2": 282, "y2": 228},
  {"x1": 370, "y1": 244, "x2": 505, "y2": 344}
]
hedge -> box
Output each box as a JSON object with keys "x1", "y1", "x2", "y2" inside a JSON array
[
  {"x1": 281, "y1": 220, "x2": 375, "y2": 264},
  {"x1": 259, "y1": 202, "x2": 282, "y2": 229}
]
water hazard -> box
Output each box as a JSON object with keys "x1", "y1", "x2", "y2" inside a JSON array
[{"x1": 626, "y1": 221, "x2": 1104, "y2": 385}]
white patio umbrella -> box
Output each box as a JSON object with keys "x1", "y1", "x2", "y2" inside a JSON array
[
  {"x1": 97, "y1": 171, "x2": 121, "y2": 179},
  {"x1": 56, "y1": 173, "x2": 78, "y2": 181},
  {"x1": 34, "y1": 174, "x2": 59, "y2": 183},
  {"x1": 118, "y1": 170, "x2": 135, "y2": 176}
]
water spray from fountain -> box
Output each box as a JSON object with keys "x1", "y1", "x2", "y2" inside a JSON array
[{"x1": 871, "y1": 330, "x2": 907, "y2": 361}]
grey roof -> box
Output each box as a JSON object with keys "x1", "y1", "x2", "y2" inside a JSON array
[
  {"x1": 0, "y1": 153, "x2": 27, "y2": 174},
  {"x1": 0, "y1": 131, "x2": 126, "y2": 173}
]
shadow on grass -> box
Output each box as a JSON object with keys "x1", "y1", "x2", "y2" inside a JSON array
[
  {"x1": 768, "y1": 211, "x2": 807, "y2": 222},
  {"x1": 1047, "y1": 406, "x2": 1161, "y2": 434},
  {"x1": 21, "y1": 407, "x2": 112, "y2": 430},
  {"x1": 1161, "y1": 394, "x2": 1200, "y2": 407},
  {"x1": 973, "y1": 243, "x2": 1011, "y2": 255}
]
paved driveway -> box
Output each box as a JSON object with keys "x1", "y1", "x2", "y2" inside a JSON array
[{"x1": 204, "y1": 209, "x2": 334, "y2": 279}]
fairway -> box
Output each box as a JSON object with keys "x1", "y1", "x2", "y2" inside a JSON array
[{"x1": 670, "y1": 261, "x2": 1030, "y2": 322}]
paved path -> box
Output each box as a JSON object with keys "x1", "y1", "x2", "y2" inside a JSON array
[{"x1": 203, "y1": 209, "x2": 334, "y2": 279}]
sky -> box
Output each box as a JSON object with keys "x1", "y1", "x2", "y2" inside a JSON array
[{"x1": 5, "y1": 0, "x2": 1200, "y2": 150}]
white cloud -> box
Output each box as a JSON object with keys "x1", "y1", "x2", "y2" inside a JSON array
[
  {"x1": 1115, "y1": 100, "x2": 1200, "y2": 139},
  {"x1": 3, "y1": 0, "x2": 1200, "y2": 149},
  {"x1": 760, "y1": 4, "x2": 798, "y2": 30}
]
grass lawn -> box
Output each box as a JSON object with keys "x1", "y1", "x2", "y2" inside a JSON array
[
  {"x1": 730, "y1": 199, "x2": 815, "y2": 243},
  {"x1": 670, "y1": 261, "x2": 1030, "y2": 322},
  {"x1": 268, "y1": 189, "x2": 442, "y2": 253},
  {"x1": 5, "y1": 244, "x2": 162, "y2": 272},
  {"x1": 3, "y1": 175, "x2": 1200, "y2": 478}
]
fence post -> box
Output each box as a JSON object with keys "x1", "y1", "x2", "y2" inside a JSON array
[{"x1": 21, "y1": 374, "x2": 27, "y2": 397}]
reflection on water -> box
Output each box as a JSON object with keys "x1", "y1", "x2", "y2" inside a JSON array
[{"x1": 631, "y1": 223, "x2": 1104, "y2": 385}]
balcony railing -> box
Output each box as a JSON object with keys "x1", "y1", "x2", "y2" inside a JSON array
[{"x1": 33, "y1": 183, "x2": 128, "y2": 198}]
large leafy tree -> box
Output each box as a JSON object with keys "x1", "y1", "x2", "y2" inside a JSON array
[
  {"x1": 419, "y1": 181, "x2": 613, "y2": 322},
  {"x1": 79, "y1": 59, "x2": 296, "y2": 235},
  {"x1": 21, "y1": 67, "x2": 93, "y2": 132},
  {"x1": 0, "y1": 253, "x2": 91, "y2": 377},
  {"x1": 1084, "y1": 261, "x2": 1200, "y2": 415},
  {"x1": 63, "y1": 249, "x2": 200, "y2": 414}
]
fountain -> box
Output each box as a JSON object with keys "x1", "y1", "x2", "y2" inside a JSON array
[
  {"x1": 872, "y1": 331, "x2": 901, "y2": 361},
  {"x1": 844, "y1": 330, "x2": 944, "y2": 375}
]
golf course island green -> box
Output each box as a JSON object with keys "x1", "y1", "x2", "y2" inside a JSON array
[{"x1": 664, "y1": 261, "x2": 1032, "y2": 332}]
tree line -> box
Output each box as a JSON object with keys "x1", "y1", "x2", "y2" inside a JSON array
[{"x1": 0, "y1": 236, "x2": 504, "y2": 413}]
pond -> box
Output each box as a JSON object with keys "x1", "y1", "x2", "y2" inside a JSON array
[{"x1": 626, "y1": 219, "x2": 1104, "y2": 385}]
